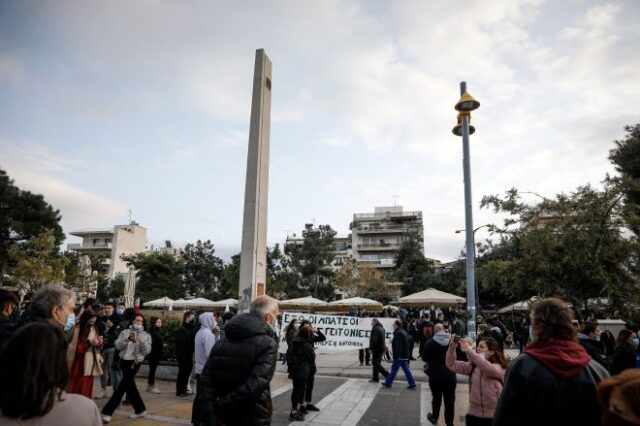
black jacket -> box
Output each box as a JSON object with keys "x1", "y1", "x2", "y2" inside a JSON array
[
  {"x1": 174, "y1": 323, "x2": 196, "y2": 362},
  {"x1": 198, "y1": 313, "x2": 277, "y2": 426},
  {"x1": 101, "y1": 313, "x2": 122, "y2": 349},
  {"x1": 369, "y1": 323, "x2": 386, "y2": 353},
  {"x1": 149, "y1": 326, "x2": 164, "y2": 361},
  {"x1": 578, "y1": 336, "x2": 610, "y2": 371},
  {"x1": 288, "y1": 336, "x2": 315, "y2": 380},
  {"x1": 610, "y1": 345, "x2": 637, "y2": 376},
  {"x1": 421, "y1": 335, "x2": 456, "y2": 383},
  {"x1": 391, "y1": 328, "x2": 410, "y2": 360},
  {"x1": 493, "y1": 353, "x2": 608, "y2": 426}
]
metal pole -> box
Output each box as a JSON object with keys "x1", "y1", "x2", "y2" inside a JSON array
[{"x1": 460, "y1": 81, "x2": 477, "y2": 340}]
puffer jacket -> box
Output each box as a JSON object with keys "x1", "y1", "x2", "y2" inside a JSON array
[
  {"x1": 446, "y1": 345, "x2": 505, "y2": 418},
  {"x1": 391, "y1": 328, "x2": 410, "y2": 360},
  {"x1": 198, "y1": 312, "x2": 277, "y2": 426},
  {"x1": 493, "y1": 340, "x2": 609, "y2": 426},
  {"x1": 289, "y1": 336, "x2": 315, "y2": 380}
]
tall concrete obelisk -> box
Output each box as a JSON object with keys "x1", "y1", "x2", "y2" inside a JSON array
[{"x1": 238, "y1": 49, "x2": 272, "y2": 313}]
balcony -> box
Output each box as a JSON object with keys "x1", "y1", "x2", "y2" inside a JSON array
[
  {"x1": 358, "y1": 259, "x2": 396, "y2": 268},
  {"x1": 357, "y1": 242, "x2": 400, "y2": 251},
  {"x1": 67, "y1": 243, "x2": 112, "y2": 251},
  {"x1": 353, "y1": 224, "x2": 412, "y2": 234}
]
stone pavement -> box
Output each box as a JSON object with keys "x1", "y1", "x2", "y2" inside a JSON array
[{"x1": 93, "y1": 347, "x2": 522, "y2": 425}]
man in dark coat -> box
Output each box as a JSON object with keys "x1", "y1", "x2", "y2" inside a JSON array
[
  {"x1": 175, "y1": 311, "x2": 196, "y2": 397},
  {"x1": 381, "y1": 320, "x2": 416, "y2": 389},
  {"x1": 198, "y1": 296, "x2": 279, "y2": 426},
  {"x1": 578, "y1": 320, "x2": 610, "y2": 371},
  {"x1": 368, "y1": 318, "x2": 389, "y2": 383},
  {"x1": 493, "y1": 298, "x2": 609, "y2": 426},
  {"x1": 422, "y1": 323, "x2": 457, "y2": 426}
]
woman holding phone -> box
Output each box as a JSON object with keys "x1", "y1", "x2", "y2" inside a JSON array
[{"x1": 446, "y1": 336, "x2": 507, "y2": 426}]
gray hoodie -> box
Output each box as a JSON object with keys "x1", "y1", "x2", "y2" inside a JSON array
[
  {"x1": 433, "y1": 331, "x2": 451, "y2": 346},
  {"x1": 194, "y1": 313, "x2": 219, "y2": 375}
]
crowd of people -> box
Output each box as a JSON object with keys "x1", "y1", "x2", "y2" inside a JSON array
[{"x1": 0, "y1": 286, "x2": 639, "y2": 425}]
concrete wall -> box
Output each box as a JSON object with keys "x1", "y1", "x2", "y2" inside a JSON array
[{"x1": 109, "y1": 224, "x2": 147, "y2": 278}]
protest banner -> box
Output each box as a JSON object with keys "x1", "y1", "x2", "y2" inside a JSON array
[{"x1": 278, "y1": 311, "x2": 397, "y2": 353}]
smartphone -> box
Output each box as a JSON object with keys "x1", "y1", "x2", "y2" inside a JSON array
[{"x1": 452, "y1": 335, "x2": 460, "y2": 344}]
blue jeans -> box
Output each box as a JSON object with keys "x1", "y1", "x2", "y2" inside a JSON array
[
  {"x1": 101, "y1": 348, "x2": 123, "y2": 391},
  {"x1": 383, "y1": 359, "x2": 416, "y2": 387}
]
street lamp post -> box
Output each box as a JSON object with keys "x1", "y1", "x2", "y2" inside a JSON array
[
  {"x1": 452, "y1": 81, "x2": 480, "y2": 340},
  {"x1": 455, "y1": 224, "x2": 490, "y2": 315}
]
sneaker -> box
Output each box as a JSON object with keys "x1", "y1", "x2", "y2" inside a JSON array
[
  {"x1": 381, "y1": 383, "x2": 391, "y2": 388},
  {"x1": 427, "y1": 413, "x2": 438, "y2": 425},
  {"x1": 129, "y1": 411, "x2": 147, "y2": 419},
  {"x1": 368, "y1": 379, "x2": 379, "y2": 383},
  {"x1": 148, "y1": 386, "x2": 161, "y2": 394},
  {"x1": 94, "y1": 389, "x2": 106, "y2": 399},
  {"x1": 177, "y1": 393, "x2": 192, "y2": 400},
  {"x1": 305, "y1": 403, "x2": 320, "y2": 412},
  {"x1": 101, "y1": 414, "x2": 111, "y2": 424},
  {"x1": 407, "y1": 385, "x2": 417, "y2": 389},
  {"x1": 289, "y1": 410, "x2": 305, "y2": 421}
]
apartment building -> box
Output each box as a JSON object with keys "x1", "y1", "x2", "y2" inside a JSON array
[
  {"x1": 351, "y1": 206, "x2": 424, "y2": 269},
  {"x1": 67, "y1": 222, "x2": 147, "y2": 279}
]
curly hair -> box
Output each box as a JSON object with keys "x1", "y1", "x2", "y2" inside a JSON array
[{"x1": 530, "y1": 298, "x2": 576, "y2": 343}]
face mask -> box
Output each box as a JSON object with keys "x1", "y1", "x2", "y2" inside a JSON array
[
  {"x1": 293, "y1": 323, "x2": 300, "y2": 331},
  {"x1": 64, "y1": 313, "x2": 76, "y2": 332},
  {"x1": 116, "y1": 308, "x2": 124, "y2": 315},
  {"x1": 132, "y1": 324, "x2": 143, "y2": 332}
]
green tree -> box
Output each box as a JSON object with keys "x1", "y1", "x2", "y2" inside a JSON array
[
  {"x1": 395, "y1": 223, "x2": 432, "y2": 296},
  {"x1": 0, "y1": 169, "x2": 64, "y2": 284},
  {"x1": 219, "y1": 253, "x2": 240, "y2": 299},
  {"x1": 609, "y1": 124, "x2": 640, "y2": 236},
  {"x1": 121, "y1": 252, "x2": 185, "y2": 301},
  {"x1": 333, "y1": 257, "x2": 361, "y2": 298},
  {"x1": 182, "y1": 240, "x2": 224, "y2": 297},
  {"x1": 479, "y1": 184, "x2": 640, "y2": 319},
  {"x1": 284, "y1": 224, "x2": 337, "y2": 299},
  {"x1": 101, "y1": 273, "x2": 126, "y2": 301},
  {"x1": 63, "y1": 251, "x2": 109, "y2": 300},
  {"x1": 9, "y1": 231, "x2": 66, "y2": 294}
]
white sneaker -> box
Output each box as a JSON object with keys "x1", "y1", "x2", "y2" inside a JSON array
[
  {"x1": 101, "y1": 414, "x2": 111, "y2": 423},
  {"x1": 129, "y1": 411, "x2": 147, "y2": 419},
  {"x1": 149, "y1": 387, "x2": 161, "y2": 394}
]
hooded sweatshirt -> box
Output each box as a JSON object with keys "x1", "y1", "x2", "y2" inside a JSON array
[
  {"x1": 194, "y1": 313, "x2": 219, "y2": 375},
  {"x1": 524, "y1": 340, "x2": 591, "y2": 378},
  {"x1": 433, "y1": 331, "x2": 451, "y2": 346}
]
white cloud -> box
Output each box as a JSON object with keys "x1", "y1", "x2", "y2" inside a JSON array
[
  {"x1": 0, "y1": 141, "x2": 125, "y2": 238},
  {"x1": 1, "y1": 0, "x2": 638, "y2": 260}
]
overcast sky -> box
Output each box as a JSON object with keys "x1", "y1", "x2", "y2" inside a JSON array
[{"x1": 1, "y1": 0, "x2": 639, "y2": 261}]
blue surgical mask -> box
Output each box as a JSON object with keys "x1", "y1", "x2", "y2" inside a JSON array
[
  {"x1": 132, "y1": 324, "x2": 143, "y2": 332},
  {"x1": 64, "y1": 313, "x2": 76, "y2": 332}
]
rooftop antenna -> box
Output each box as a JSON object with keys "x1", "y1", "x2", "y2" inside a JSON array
[
  {"x1": 126, "y1": 209, "x2": 133, "y2": 223},
  {"x1": 392, "y1": 195, "x2": 399, "y2": 207}
]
